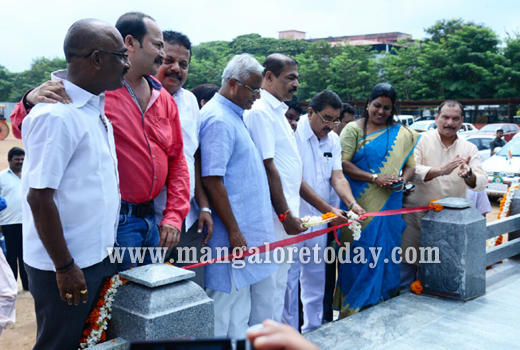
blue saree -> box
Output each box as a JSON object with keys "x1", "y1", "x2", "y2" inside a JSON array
[{"x1": 334, "y1": 122, "x2": 419, "y2": 318}]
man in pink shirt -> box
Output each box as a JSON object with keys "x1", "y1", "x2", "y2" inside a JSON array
[{"x1": 10, "y1": 12, "x2": 190, "y2": 271}]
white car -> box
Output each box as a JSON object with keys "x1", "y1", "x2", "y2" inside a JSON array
[
  {"x1": 458, "y1": 123, "x2": 478, "y2": 135},
  {"x1": 398, "y1": 115, "x2": 415, "y2": 126},
  {"x1": 464, "y1": 134, "x2": 501, "y2": 162},
  {"x1": 482, "y1": 138, "x2": 520, "y2": 196},
  {"x1": 410, "y1": 121, "x2": 437, "y2": 132}
]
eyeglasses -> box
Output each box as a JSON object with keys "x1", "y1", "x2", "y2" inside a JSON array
[
  {"x1": 316, "y1": 110, "x2": 341, "y2": 126},
  {"x1": 235, "y1": 79, "x2": 261, "y2": 95},
  {"x1": 84, "y1": 50, "x2": 129, "y2": 62}
]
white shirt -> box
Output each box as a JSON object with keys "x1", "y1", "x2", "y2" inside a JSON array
[
  {"x1": 154, "y1": 88, "x2": 200, "y2": 229},
  {"x1": 21, "y1": 79, "x2": 120, "y2": 271},
  {"x1": 0, "y1": 250, "x2": 16, "y2": 335},
  {"x1": 295, "y1": 116, "x2": 342, "y2": 218},
  {"x1": 0, "y1": 168, "x2": 22, "y2": 225},
  {"x1": 244, "y1": 90, "x2": 302, "y2": 239}
]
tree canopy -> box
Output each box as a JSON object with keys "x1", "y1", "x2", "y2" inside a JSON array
[{"x1": 1, "y1": 20, "x2": 519, "y2": 103}]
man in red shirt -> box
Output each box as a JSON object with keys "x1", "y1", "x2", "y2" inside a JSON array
[{"x1": 10, "y1": 12, "x2": 190, "y2": 271}]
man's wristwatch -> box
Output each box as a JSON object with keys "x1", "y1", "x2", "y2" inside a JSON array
[
  {"x1": 372, "y1": 174, "x2": 378, "y2": 183},
  {"x1": 200, "y1": 207, "x2": 212, "y2": 215},
  {"x1": 462, "y1": 167, "x2": 473, "y2": 179}
]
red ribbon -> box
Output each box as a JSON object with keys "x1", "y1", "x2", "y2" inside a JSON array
[{"x1": 182, "y1": 205, "x2": 435, "y2": 270}]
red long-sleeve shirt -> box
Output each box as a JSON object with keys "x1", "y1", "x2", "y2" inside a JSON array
[{"x1": 11, "y1": 74, "x2": 190, "y2": 230}]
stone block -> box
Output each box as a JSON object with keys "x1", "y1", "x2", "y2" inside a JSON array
[
  {"x1": 421, "y1": 198, "x2": 486, "y2": 300},
  {"x1": 107, "y1": 264, "x2": 214, "y2": 342}
]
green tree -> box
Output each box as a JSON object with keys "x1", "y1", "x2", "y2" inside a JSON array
[
  {"x1": 417, "y1": 20, "x2": 502, "y2": 99},
  {"x1": 377, "y1": 41, "x2": 425, "y2": 100},
  {"x1": 494, "y1": 33, "x2": 520, "y2": 98},
  {"x1": 185, "y1": 41, "x2": 232, "y2": 89},
  {"x1": 295, "y1": 41, "x2": 341, "y2": 100},
  {"x1": 0, "y1": 65, "x2": 14, "y2": 101},
  {"x1": 9, "y1": 57, "x2": 67, "y2": 101},
  {"x1": 424, "y1": 18, "x2": 467, "y2": 43},
  {"x1": 328, "y1": 44, "x2": 376, "y2": 101}
]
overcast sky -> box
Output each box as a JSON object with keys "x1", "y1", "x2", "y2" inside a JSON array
[{"x1": 2, "y1": 0, "x2": 519, "y2": 73}]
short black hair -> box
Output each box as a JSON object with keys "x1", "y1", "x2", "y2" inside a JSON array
[
  {"x1": 163, "y1": 31, "x2": 192, "y2": 61},
  {"x1": 340, "y1": 103, "x2": 355, "y2": 121},
  {"x1": 8, "y1": 147, "x2": 24, "y2": 161},
  {"x1": 191, "y1": 84, "x2": 220, "y2": 109},
  {"x1": 437, "y1": 100, "x2": 465, "y2": 116},
  {"x1": 284, "y1": 96, "x2": 303, "y2": 115},
  {"x1": 496, "y1": 129, "x2": 504, "y2": 133},
  {"x1": 263, "y1": 53, "x2": 298, "y2": 78},
  {"x1": 309, "y1": 90, "x2": 342, "y2": 113},
  {"x1": 115, "y1": 12, "x2": 154, "y2": 46}
]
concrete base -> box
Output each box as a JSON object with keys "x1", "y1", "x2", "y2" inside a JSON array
[{"x1": 305, "y1": 259, "x2": 520, "y2": 349}]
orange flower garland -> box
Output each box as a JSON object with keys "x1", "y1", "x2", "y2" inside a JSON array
[
  {"x1": 428, "y1": 199, "x2": 444, "y2": 212},
  {"x1": 321, "y1": 212, "x2": 336, "y2": 220},
  {"x1": 78, "y1": 274, "x2": 124, "y2": 349},
  {"x1": 410, "y1": 280, "x2": 423, "y2": 295}
]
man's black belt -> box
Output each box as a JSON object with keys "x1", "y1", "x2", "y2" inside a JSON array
[{"x1": 120, "y1": 201, "x2": 154, "y2": 219}]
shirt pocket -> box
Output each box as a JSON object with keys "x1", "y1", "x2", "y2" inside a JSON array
[
  {"x1": 153, "y1": 116, "x2": 173, "y2": 152},
  {"x1": 320, "y1": 153, "x2": 335, "y2": 183}
]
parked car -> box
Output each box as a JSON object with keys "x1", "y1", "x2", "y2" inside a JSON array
[
  {"x1": 463, "y1": 134, "x2": 502, "y2": 162},
  {"x1": 478, "y1": 123, "x2": 519, "y2": 141},
  {"x1": 410, "y1": 121, "x2": 437, "y2": 132},
  {"x1": 398, "y1": 115, "x2": 415, "y2": 126},
  {"x1": 458, "y1": 123, "x2": 478, "y2": 135},
  {"x1": 482, "y1": 137, "x2": 520, "y2": 196}
]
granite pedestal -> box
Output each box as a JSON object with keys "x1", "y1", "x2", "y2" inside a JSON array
[
  {"x1": 421, "y1": 197, "x2": 486, "y2": 300},
  {"x1": 104, "y1": 264, "x2": 214, "y2": 344}
]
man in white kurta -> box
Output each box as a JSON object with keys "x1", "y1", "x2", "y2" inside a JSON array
[
  {"x1": 401, "y1": 100, "x2": 487, "y2": 287},
  {"x1": 285, "y1": 90, "x2": 363, "y2": 332}
]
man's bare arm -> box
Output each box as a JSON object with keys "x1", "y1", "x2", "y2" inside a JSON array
[
  {"x1": 195, "y1": 150, "x2": 213, "y2": 246},
  {"x1": 202, "y1": 176, "x2": 247, "y2": 249},
  {"x1": 263, "y1": 159, "x2": 306, "y2": 235},
  {"x1": 300, "y1": 179, "x2": 348, "y2": 224}
]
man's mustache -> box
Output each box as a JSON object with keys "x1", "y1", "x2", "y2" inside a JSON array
[
  {"x1": 155, "y1": 57, "x2": 163, "y2": 65},
  {"x1": 165, "y1": 71, "x2": 182, "y2": 80}
]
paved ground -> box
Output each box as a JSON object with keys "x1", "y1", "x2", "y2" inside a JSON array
[{"x1": 306, "y1": 258, "x2": 520, "y2": 349}]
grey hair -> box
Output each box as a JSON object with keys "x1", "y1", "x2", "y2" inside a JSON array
[{"x1": 221, "y1": 54, "x2": 263, "y2": 86}]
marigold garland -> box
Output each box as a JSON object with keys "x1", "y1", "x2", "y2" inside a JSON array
[
  {"x1": 497, "y1": 184, "x2": 519, "y2": 219},
  {"x1": 78, "y1": 274, "x2": 124, "y2": 349},
  {"x1": 488, "y1": 184, "x2": 520, "y2": 252},
  {"x1": 321, "y1": 212, "x2": 336, "y2": 220},
  {"x1": 410, "y1": 280, "x2": 423, "y2": 295},
  {"x1": 428, "y1": 199, "x2": 444, "y2": 212}
]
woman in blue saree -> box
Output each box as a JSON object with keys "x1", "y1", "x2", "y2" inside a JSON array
[{"x1": 334, "y1": 83, "x2": 419, "y2": 318}]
